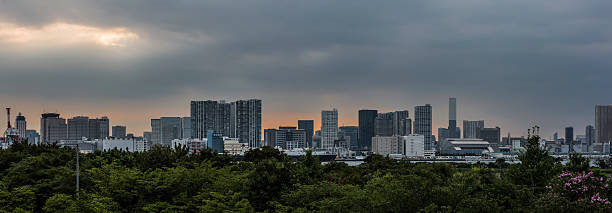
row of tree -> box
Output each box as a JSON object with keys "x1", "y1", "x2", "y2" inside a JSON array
[{"x1": 0, "y1": 133, "x2": 610, "y2": 212}]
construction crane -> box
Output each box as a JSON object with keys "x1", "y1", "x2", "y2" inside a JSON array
[{"x1": 2, "y1": 108, "x2": 20, "y2": 148}]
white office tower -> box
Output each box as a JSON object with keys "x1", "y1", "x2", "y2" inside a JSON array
[
  {"x1": 321, "y1": 109, "x2": 338, "y2": 150},
  {"x1": 404, "y1": 134, "x2": 425, "y2": 157}
]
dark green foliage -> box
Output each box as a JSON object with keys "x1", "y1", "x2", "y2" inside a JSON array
[{"x1": 1, "y1": 130, "x2": 610, "y2": 212}]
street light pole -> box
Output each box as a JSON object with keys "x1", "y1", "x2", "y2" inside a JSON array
[{"x1": 76, "y1": 143, "x2": 80, "y2": 200}]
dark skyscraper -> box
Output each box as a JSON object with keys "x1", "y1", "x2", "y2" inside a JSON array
[
  {"x1": 68, "y1": 116, "x2": 90, "y2": 140},
  {"x1": 414, "y1": 104, "x2": 433, "y2": 151},
  {"x1": 479, "y1": 127, "x2": 501, "y2": 144},
  {"x1": 232, "y1": 99, "x2": 262, "y2": 147},
  {"x1": 375, "y1": 112, "x2": 394, "y2": 136},
  {"x1": 448, "y1": 97, "x2": 460, "y2": 138},
  {"x1": 463, "y1": 120, "x2": 484, "y2": 138},
  {"x1": 358, "y1": 109, "x2": 378, "y2": 151},
  {"x1": 339, "y1": 126, "x2": 358, "y2": 150},
  {"x1": 392, "y1": 110, "x2": 411, "y2": 136},
  {"x1": 298, "y1": 120, "x2": 314, "y2": 148},
  {"x1": 596, "y1": 105, "x2": 612, "y2": 143},
  {"x1": 565, "y1": 127, "x2": 573, "y2": 146},
  {"x1": 438, "y1": 127, "x2": 448, "y2": 143},
  {"x1": 586, "y1": 125, "x2": 595, "y2": 146},
  {"x1": 112, "y1": 125, "x2": 127, "y2": 138}
]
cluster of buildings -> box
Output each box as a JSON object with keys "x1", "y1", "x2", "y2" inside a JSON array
[{"x1": 6, "y1": 97, "x2": 612, "y2": 158}]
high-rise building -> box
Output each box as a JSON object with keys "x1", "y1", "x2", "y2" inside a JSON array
[
  {"x1": 586, "y1": 125, "x2": 595, "y2": 145},
  {"x1": 448, "y1": 97, "x2": 460, "y2": 138},
  {"x1": 88, "y1": 117, "x2": 109, "y2": 140},
  {"x1": 596, "y1": 105, "x2": 612, "y2": 143},
  {"x1": 151, "y1": 119, "x2": 161, "y2": 145},
  {"x1": 207, "y1": 130, "x2": 224, "y2": 153},
  {"x1": 15, "y1": 112, "x2": 26, "y2": 140},
  {"x1": 479, "y1": 127, "x2": 501, "y2": 144},
  {"x1": 112, "y1": 125, "x2": 127, "y2": 138},
  {"x1": 438, "y1": 128, "x2": 448, "y2": 143},
  {"x1": 232, "y1": 99, "x2": 262, "y2": 147},
  {"x1": 375, "y1": 112, "x2": 394, "y2": 136},
  {"x1": 143, "y1": 131, "x2": 152, "y2": 143},
  {"x1": 160, "y1": 117, "x2": 182, "y2": 147},
  {"x1": 181, "y1": 117, "x2": 191, "y2": 139},
  {"x1": 565, "y1": 126, "x2": 574, "y2": 153},
  {"x1": 392, "y1": 110, "x2": 411, "y2": 136},
  {"x1": 68, "y1": 116, "x2": 90, "y2": 140},
  {"x1": 191, "y1": 100, "x2": 231, "y2": 139},
  {"x1": 358, "y1": 109, "x2": 377, "y2": 151},
  {"x1": 25, "y1": 130, "x2": 40, "y2": 145},
  {"x1": 321, "y1": 109, "x2": 338, "y2": 150},
  {"x1": 264, "y1": 127, "x2": 306, "y2": 149},
  {"x1": 414, "y1": 105, "x2": 433, "y2": 151},
  {"x1": 40, "y1": 113, "x2": 67, "y2": 144},
  {"x1": 298, "y1": 120, "x2": 314, "y2": 148},
  {"x1": 463, "y1": 120, "x2": 484, "y2": 138},
  {"x1": 339, "y1": 126, "x2": 358, "y2": 150}
]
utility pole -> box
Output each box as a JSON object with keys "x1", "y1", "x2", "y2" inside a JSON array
[{"x1": 76, "y1": 143, "x2": 80, "y2": 200}]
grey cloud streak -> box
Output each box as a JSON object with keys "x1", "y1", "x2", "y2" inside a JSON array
[{"x1": 1, "y1": 0, "x2": 611, "y2": 136}]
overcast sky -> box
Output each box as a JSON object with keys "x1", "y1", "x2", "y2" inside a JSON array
[{"x1": 1, "y1": 0, "x2": 611, "y2": 138}]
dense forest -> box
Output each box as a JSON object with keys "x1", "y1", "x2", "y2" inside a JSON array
[{"x1": 1, "y1": 133, "x2": 611, "y2": 212}]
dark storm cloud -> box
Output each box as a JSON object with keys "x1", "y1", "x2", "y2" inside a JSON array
[{"x1": 1, "y1": 0, "x2": 612, "y2": 135}]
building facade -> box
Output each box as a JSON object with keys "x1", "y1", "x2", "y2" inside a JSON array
[
  {"x1": 375, "y1": 113, "x2": 394, "y2": 136},
  {"x1": 404, "y1": 134, "x2": 425, "y2": 157},
  {"x1": 112, "y1": 125, "x2": 127, "y2": 138},
  {"x1": 298, "y1": 120, "x2": 314, "y2": 148},
  {"x1": 372, "y1": 135, "x2": 404, "y2": 156},
  {"x1": 448, "y1": 97, "x2": 461, "y2": 138},
  {"x1": 15, "y1": 112, "x2": 26, "y2": 140},
  {"x1": 339, "y1": 126, "x2": 358, "y2": 150},
  {"x1": 414, "y1": 105, "x2": 433, "y2": 151},
  {"x1": 358, "y1": 109, "x2": 377, "y2": 151},
  {"x1": 232, "y1": 99, "x2": 262, "y2": 147},
  {"x1": 596, "y1": 105, "x2": 612, "y2": 143},
  {"x1": 463, "y1": 120, "x2": 484, "y2": 139},
  {"x1": 479, "y1": 127, "x2": 501, "y2": 144},
  {"x1": 40, "y1": 113, "x2": 67, "y2": 144},
  {"x1": 321, "y1": 109, "x2": 338, "y2": 150},
  {"x1": 264, "y1": 127, "x2": 306, "y2": 149}
]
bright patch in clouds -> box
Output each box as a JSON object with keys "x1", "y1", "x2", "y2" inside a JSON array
[{"x1": 0, "y1": 22, "x2": 139, "y2": 47}]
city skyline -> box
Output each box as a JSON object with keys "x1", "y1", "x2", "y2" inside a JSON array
[
  {"x1": 2, "y1": 1, "x2": 612, "y2": 138},
  {"x1": 1, "y1": 98, "x2": 606, "y2": 139}
]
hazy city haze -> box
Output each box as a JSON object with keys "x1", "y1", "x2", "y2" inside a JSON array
[{"x1": 1, "y1": 0, "x2": 611, "y2": 137}]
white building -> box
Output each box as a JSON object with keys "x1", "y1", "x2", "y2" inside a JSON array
[
  {"x1": 440, "y1": 138, "x2": 493, "y2": 155},
  {"x1": 404, "y1": 134, "x2": 425, "y2": 158},
  {"x1": 321, "y1": 109, "x2": 339, "y2": 150},
  {"x1": 223, "y1": 137, "x2": 248, "y2": 155},
  {"x1": 372, "y1": 135, "x2": 404, "y2": 156}
]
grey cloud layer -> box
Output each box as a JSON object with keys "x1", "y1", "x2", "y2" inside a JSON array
[{"x1": 1, "y1": 0, "x2": 611, "y2": 135}]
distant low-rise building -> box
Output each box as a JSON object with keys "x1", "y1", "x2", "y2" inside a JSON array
[
  {"x1": 372, "y1": 135, "x2": 404, "y2": 156},
  {"x1": 404, "y1": 134, "x2": 425, "y2": 158},
  {"x1": 223, "y1": 137, "x2": 248, "y2": 155},
  {"x1": 440, "y1": 138, "x2": 493, "y2": 155}
]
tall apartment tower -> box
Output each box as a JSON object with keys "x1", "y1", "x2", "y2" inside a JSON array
[
  {"x1": 40, "y1": 113, "x2": 67, "y2": 144},
  {"x1": 181, "y1": 117, "x2": 191, "y2": 139},
  {"x1": 232, "y1": 99, "x2": 262, "y2": 147},
  {"x1": 414, "y1": 104, "x2": 433, "y2": 151},
  {"x1": 595, "y1": 105, "x2": 612, "y2": 143},
  {"x1": 68, "y1": 116, "x2": 90, "y2": 140},
  {"x1": 358, "y1": 109, "x2": 378, "y2": 151},
  {"x1": 298, "y1": 120, "x2": 314, "y2": 148},
  {"x1": 463, "y1": 120, "x2": 484, "y2": 138},
  {"x1": 87, "y1": 117, "x2": 109, "y2": 140},
  {"x1": 375, "y1": 112, "x2": 394, "y2": 136},
  {"x1": 161, "y1": 117, "x2": 182, "y2": 146},
  {"x1": 448, "y1": 97, "x2": 460, "y2": 138},
  {"x1": 151, "y1": 119, "x2": 161, "y2": 145},
  {"x1": 15, "y1": 112, "x2": 26, "y2": 140},
  {"x1": 586, "y1": 125, "x2": 596, "y2": 145},
  {"x1": 321, "y1": 109, "x2": 338, "y2": 150},
  {"x1": 392, "y1": 110, "x2": 411, "y2": 136},
  {"x1": 565, "y1": 126, "x2": 574, "y2": 152},
  {"x1": 112, "y1": 125, "x2": 127, "y2": 138}
]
